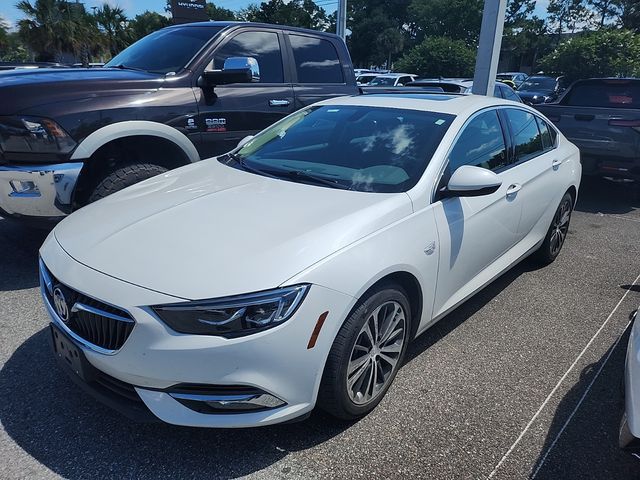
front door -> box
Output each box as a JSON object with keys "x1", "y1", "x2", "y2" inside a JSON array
[
  {"x1": 194, "y1": 29, "x2": 295, "y2": 159},
  {"x1": 431, "y1": 109, "x2": 523, "y2": 317}
]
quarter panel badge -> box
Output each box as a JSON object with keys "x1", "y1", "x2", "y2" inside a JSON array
[{"x1": 424, "y1": 241, "x2": 436, "y2": 256}]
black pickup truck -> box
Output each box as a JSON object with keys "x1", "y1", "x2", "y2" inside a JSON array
[
  {"x1": 536, "y1": 78, "x2": 640, "y2": 184},
  {"x1": 0, "y1": 22, "x2": 358, "y2": 224}
]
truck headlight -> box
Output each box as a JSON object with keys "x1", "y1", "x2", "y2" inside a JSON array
[
  {"x1": 152, "y1": 285, "x2": 309, "y2": 337},
  {"x1": 0, "y1": 116, "x2": 76, "y2": 154}
]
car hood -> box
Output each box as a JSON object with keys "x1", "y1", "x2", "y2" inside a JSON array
[
  {"x1": 0, "y1": 68, "x2": 165, "y2": 115},
  {"x1": 517, "y1": 89, "x2": 553, "y2": 100},
  {"x1": 53, "y1": 159, "x2": 413, "y2": 300}
]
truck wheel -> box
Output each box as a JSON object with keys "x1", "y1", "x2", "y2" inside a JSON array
[
  {"x1": 88, "y1": 163, "x2": 167, "y2": 204},
  {"x1": 317, "y1": 284, "x2": 411, "y2": 420}
]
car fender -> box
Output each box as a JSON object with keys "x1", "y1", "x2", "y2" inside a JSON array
[{"x1": 70, "y1": 120, "x2": 200, "y2": 163}]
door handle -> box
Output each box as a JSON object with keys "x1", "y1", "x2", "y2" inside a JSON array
[
  {"x1": 552, "y1": 159, "x2": 563, "y2": 170},
  {"x1": 506, "y1": 183, "x2": 522, "y2": 196},
  {"x1": 269, "y1": 99, "x2": 290, "y2": 107}
]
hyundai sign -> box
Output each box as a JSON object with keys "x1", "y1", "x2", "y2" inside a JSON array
[{"x1": 171, "y1": 0, "x2": 208, "y2": 24}]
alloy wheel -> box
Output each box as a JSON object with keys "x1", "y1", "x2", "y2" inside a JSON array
[
  {"x1": 346, "y1": 301, "x2": 406, "y2": 405},
  {"x1": 549, "y1": 197, "x2": 572, "y2": 257}
]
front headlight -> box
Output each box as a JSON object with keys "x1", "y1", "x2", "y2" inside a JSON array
[
  {"x1": 0, "y1": 116, "x2": 76, "y2": 154},
  {"x1": 152, "y1": 285, "x2": 309, "y2": 337}
]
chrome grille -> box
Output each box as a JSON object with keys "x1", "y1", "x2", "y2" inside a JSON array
[{"x1": 40, "y1": 259, "x2": 135, "y2": 353}]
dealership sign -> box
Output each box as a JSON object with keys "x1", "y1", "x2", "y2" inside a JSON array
[{"x1": 171, "y1": 0, "x2": 208, "y2": 23}]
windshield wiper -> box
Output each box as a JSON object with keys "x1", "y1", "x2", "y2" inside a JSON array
[
  {"x1": 110, "y1": 64, "x2": 148, "y2": 73},
  {"x1": 271, "y1": 169, "x2": 351, "y2": 190},
  {"x1": 224, "y1": 153, "x2": 279, "y2": 179}
]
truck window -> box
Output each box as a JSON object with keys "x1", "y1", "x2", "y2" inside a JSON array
[
  {"x1": 505, "y1": 109, "x2": 544, "y2": 162},
  {"x1": 213, "y1": 31, "x2": 284, "y2": 83},
  {"x1": 289, "y1": 35, "x2": 343, "y2": 84},
  {"x1": 562, "y1": 81, "x2": 640, "y2": 108}
]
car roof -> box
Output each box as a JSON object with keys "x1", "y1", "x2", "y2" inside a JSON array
[
  {"x1": 375, "y1": 73, "x2": 415, "y2": 78},
  {"x1": 317, "y1": 93, "x2": 520, "y2": 116},
  {"x1": 167, "y1": 21, "x2": 342, "y2": 40}
]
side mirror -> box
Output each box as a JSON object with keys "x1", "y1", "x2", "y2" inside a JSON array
[
  {"x1": 445, "y1": 165, "x2": 502, "y2": 197},
  {"x1": 237, "y1": 135, "x2": 254, "y2": 149},
  {"x1": 198, "y1": 57, "x2": 260, "y2": 87}
]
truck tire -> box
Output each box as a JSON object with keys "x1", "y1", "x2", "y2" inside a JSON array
[{"x1": 88, "y1": 163, "x2": 168, "y2": 204}]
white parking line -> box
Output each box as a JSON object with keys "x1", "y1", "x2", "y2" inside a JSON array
[{"x1": 487, "y1": 272, "x2": 640, "y2": 479}]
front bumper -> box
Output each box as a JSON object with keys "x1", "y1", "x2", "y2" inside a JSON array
[
  {"x1": 0, "y1": 162, "x2": 82, "y2": 221},
  {"x1": 40, "y1": 235, "x2": 355, "y2": 428}
]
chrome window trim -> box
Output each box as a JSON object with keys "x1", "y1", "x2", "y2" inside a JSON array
[
  {"x1": 430, "y1": 105, "x2": 558, "y2": 203},
  {"x1": 39, "y1": 258, "x2": 135, "y2": 356}
]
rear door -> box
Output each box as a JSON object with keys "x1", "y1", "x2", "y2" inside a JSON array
[
  {"x1": 194, "y1": 28, "x2": 295, "y2": 158},
  {"x1": 501, "y1": 108, "x2": 566, "y2": 239},
  {"x1": 286, "y1": 33, "x2": 356, "y2": 108}
]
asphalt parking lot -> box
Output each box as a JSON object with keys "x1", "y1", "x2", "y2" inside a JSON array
[{"x1": 1, "y1": 176, "x2": 639, "y2": 479}]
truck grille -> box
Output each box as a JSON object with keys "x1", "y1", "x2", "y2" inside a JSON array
[{"x1": 40, "y1": 260, "x2": 135, "y2": 352}]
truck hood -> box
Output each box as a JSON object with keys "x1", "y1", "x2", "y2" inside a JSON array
[
  {"x1": 0, "y1": 68, "x2": 165, "y2": 115},
  {"x1": 53, "y1": 159, "x2": 413, "y2": 300}
]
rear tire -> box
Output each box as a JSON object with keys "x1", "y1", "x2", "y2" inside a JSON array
[
  {"x1": 318, "y1": 284, "x2": 411, "y2": 420},
  {"x1": 531, "y1": 192, "x2": 573, "y2": 266},
  {"x1": 87, "y1": 163, "x2": 167, "y2": 204}
]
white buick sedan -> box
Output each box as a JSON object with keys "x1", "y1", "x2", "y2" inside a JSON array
[{"x1": 40, "y1": 93, "x2": 581, "y2": 427}]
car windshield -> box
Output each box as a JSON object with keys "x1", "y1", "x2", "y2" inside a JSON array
[
  {"x1": 369, "y1": 77, "x2": 397, "y2": 86},
  {"x1": 224, "y1": 105, "x2": 455, "y2": 193},
  {"x1": 105, "y1": 26, "x2": 221, "y2": 74},
  {"x1": 519, "y1": 77, "x2": 556, "y2": 91}
]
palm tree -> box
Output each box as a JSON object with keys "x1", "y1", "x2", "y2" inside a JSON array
[
  {"x1": 94, "y1": 4, "x2": 130, "y2": 57},
  {"x1": 16, "y1": 0, "x2": 101, "y2": 62}
]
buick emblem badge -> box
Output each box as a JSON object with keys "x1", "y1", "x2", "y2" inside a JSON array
[{"x1": 53, "y1": 286, "x2": 70, "y2": 323}]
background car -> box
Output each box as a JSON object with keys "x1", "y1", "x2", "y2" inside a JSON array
[
  {"x1": 368, "y1": 73, "x2": 418, "y2": 86},
  {"x1": 517, "y1": 76, "x2": 567, "y2": 105},
  {"x1": 40, "y1": 93, "x2": 580, "y2": 428},
  {"x1": 498, "y1": 72, "x2": 529, "y2": 88},
  {"x1": 356, "y1": 73, "x2": 379, "y2": 85},
  {"x1": 407, "y1": 78, "x2": 523, "y2": 102}
]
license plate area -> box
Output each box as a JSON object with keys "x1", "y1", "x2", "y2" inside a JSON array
[{"x1": 50, "y1": 324, "x2": 94, "y2": 382}]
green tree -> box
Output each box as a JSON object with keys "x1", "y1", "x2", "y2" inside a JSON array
[
  {"x1": 407, "y1": 0, "x2": 483, "y2": 45},
  {"x1": 94, "y1": 3, "x2": 129, "y2": 56},
  {"x1": 243, "y1": 0, "x2": 328, "y2": 30},
  {"x1": 206, "y1": 2, "x2": 236, "y2": 21},
  {"x1": 395, "y1": 36, "x2": 476, "y2": 77},
  {"x1": 376, "y1": 28, "x2": 404, "y2": 70},
  {"x1": 619, "y1": 0, "x2": 640, "y2": 31},
  {"x1": 128, "y1": 11, "x2": 171, "y2": 41},
  {"x1": 16, "y1": 0, "x2": 100, "y2": 62},
  {"x1": 547, "y1": 0, "x2": 590, "y2": 34},
  {"x1": 539, "y1": 28, "x2": 640, "y2": 80},
  {"x1": 587, "y1": 0, "x2": 621, "y2": 27}
]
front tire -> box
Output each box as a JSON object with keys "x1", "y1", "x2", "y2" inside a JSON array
[
  {"x1": 531, "y1": 192, "x2": 573, "y2": 266},
  {"x1": 87, "y1": 163, "x2": 168, "y2": 204},
  {"x1": 318, "y1": 284, "x2": 411, "y2": 420}
]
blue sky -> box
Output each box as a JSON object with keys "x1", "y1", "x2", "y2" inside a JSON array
[{"x1": 1, "y1": 0, "x2": 549, "y2": 29}]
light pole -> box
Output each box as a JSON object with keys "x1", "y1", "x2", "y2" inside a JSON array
[
  {"x1": 471, "y1": 0, "x2": 508, "y2": 96},
  {"x1": 336, "y1": 0, "x2": 346, "y2": 40}
]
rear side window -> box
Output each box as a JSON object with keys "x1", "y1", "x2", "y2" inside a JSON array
[
  {"x1": 290, "y1": 35, "x2": 343, "y2": 84},
  {"x1": 562, "y1": 81, "x2": 640, "y2": 108},
  {"x1": 506, "y1": 109, "x2": 544, "y2": 162},
  {"x1": 535, "y1": 116, "x2": 556, "y2": 150},
  {"x1": 449, "y1": 110, "x2": 508, "y2": 172},
  {"x1": 213, "y1": 31, "x2": 283, "y2": 83}
]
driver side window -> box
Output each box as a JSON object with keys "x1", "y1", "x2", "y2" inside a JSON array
[
  {"x1": 212, "y1": 31, "x2": 284, "y2": 83},
  {"x1": 449, "y1": 110, "x2": 508, "y2": 172}
]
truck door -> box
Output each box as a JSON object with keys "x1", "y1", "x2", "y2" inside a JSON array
[
  {"x1": 194, "y1": 29, "x2": 295, "y2": 159},
  {"x1": 285, "y1": 33, "x2": 357, "y2": 109}
]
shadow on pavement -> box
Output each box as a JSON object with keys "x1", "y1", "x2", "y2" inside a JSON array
[
  {"x1": 532, "y1": 316, "x2": 639, "y2": 479},
  {"x1": 575, "y1": 176, "x2": 639, "y2": 215},
  {"x1": 0, "y1": 217, "x2": 49, "y2": 291},
  {"x1": 0, "y1": 329, "x2": 350, "y2": 479}
]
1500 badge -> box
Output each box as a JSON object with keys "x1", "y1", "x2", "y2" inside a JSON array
[{"x1": 205, "y1": 118, "x2": 227, "y2": 132}]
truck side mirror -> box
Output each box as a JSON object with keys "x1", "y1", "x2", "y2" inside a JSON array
[{"x1": 198, "y1": 57, "x2": 260, "y2": 87}]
